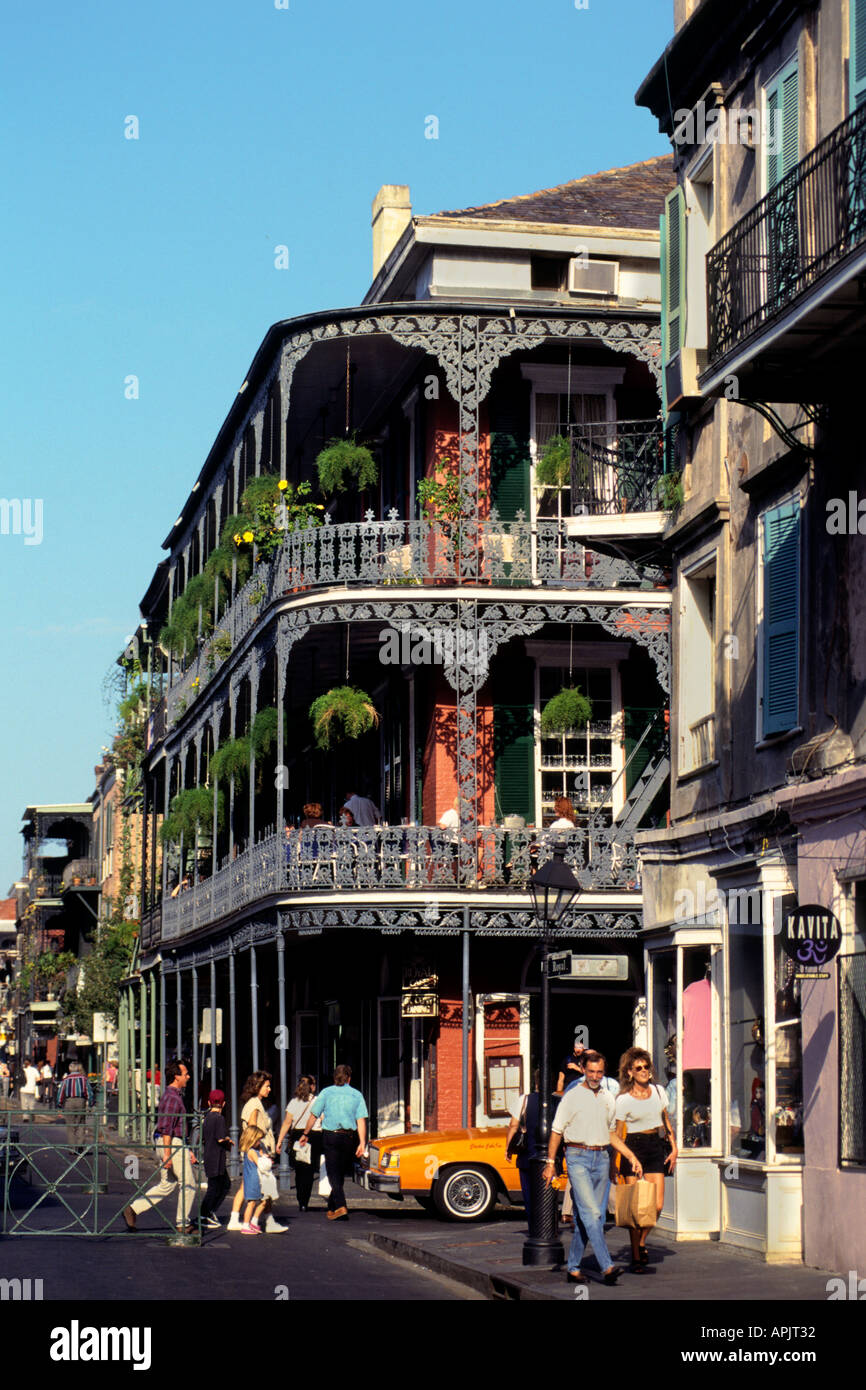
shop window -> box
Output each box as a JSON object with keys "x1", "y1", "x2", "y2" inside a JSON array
[
  {"x1": 651, "y1": 949, "x2": 677, "y2": 1120},
  {"x1": 840, "y1": 953, "x2": 866, "y2": 1165},
  {"x1": 681, "y1": 946, "x2": 713, "y2": 1148},
  {"x1": 727, "y1": 915, "x2": 765, "y2": 1159},
  {"x1": 772, "y1": 929, "x2": 803, "y2": 1156}
]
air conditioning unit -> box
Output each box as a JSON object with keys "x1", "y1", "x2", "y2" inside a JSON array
[{"x1": 568, "y1": 258, "x2": 619, "y2": 296}]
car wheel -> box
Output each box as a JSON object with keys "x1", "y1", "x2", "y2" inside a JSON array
[{"x1": 432, "y1": 1165, "x2": 497, "y2": 1221}]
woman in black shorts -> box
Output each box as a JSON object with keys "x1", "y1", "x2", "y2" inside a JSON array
[{"x1": 614, "y1": 1047, "x2": 677, "y2": 1272}]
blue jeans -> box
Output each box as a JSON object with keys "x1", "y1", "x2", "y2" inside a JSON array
[{"x1": 565, "y1": 1148, "x2": 613, "y2": 1273}]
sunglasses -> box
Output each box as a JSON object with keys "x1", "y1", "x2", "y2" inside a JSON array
[{"x1": 632, "y1": 1064, "x2": 651, "y2": 1072}]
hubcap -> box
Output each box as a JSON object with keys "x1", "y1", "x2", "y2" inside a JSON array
[{"x1": 447, "y1": 1173, "x2": 488, "y2": 1215}]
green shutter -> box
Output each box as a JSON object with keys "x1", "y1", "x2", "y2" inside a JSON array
[
  {"x1": 767, "y1": 60, "x2": 799, "y2": 186},
  {"x1": 659, "y1": 211, "x2": 669, "y2": 414},
  {"x1": 493, "y1": 655, "x2": 535, "y2": 822},
  {"x1": 762, "y1": 499, "x2": 800, "y2": 737},
  {"x1": 853, "y1": 0, "x2": 866, "y2": 108},
  {"x1": 663, "y1": 188, "x2": 685, "y2": 361},
  {"x1": 489, "y1": 365, "x2": 531, "y2": 521}
]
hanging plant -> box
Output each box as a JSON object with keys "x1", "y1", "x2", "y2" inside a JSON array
[
  {"x1": 535, "y1": 435, "x2": 572, "y2": 489},
  {"x1": 309, "y1": 685, "x2": 379, "y2": 750},
  {"x1": 315, "y1": 436, "x2": 378, "y2": 495},
  {"x1": 211, "y1": 734, "x2": 252, "y2": 784},
  {"x1": 658, "y1": 470, "x2": 684, "y2": 511},
  {"x1": 250, "y1": 706, "x2": 279, "y2": 758},
  {"x1": 540, "y1": 686, "x2": 593, "y2": 735},
  {"x1": 159, "y1": 787, "x2": 224, "y2": 845}
]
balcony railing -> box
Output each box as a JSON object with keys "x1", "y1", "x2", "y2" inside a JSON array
[
  {"x1": 688, "y1": 713, "x2": 716, "y2": 767},
  {"x1": 61, "y1": 859, "x2": 99, "y2": 890},
  {"x1": 707, "y1": 102, "x2": 866, "y2": 364},
  {"x1": 165, "y1": 516, "x2": 668, "y2": 725},
  {"x1": 159, "y1": 824, "x2": 640, "y2": 940},
  {"x1": 566, "y1": 419, "x2": 666, "y2": 515}
]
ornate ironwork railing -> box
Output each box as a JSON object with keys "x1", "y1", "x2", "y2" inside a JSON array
[
  {"x1": 61, "y1": 859, "x2": 99, "y2": 890},
  {"x1": 567, "y1": 419, "x2": 665, "y2": 515},
  {"x1": 707, "y1": 102, "x2": 866, "y2": 364},
  {"x1": 159, "y1": 824, "x2": 640, "y2": 940},
  {"x1": 164, "y1": 515, "x2": 668, "y2": 724}
]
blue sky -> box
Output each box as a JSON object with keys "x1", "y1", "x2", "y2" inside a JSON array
[{"x1": 0, "y1": 0, "x2": 670, "y2": 888}]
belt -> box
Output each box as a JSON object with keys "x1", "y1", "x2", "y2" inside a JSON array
[
  {"x1": 328, "y1": 1127, "x2": 356, "y2": 1133},
  {"x1": 633, "y1": 1129, "x2": 659, "y2": 1136},
  {"x1": 565, "y1": 1142, "x2": 607, "y2": 1150}
]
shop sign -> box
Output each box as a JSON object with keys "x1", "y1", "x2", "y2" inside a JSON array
[
  {"x1": 781, "y1": 903, "x2": 842, "y2": 977},
  {"x1": 401, "y1": 990, "x2": 438, "y2": 1018},
  {"x1": 402, "y1": 961, "x2": 438, "y2": 992}
]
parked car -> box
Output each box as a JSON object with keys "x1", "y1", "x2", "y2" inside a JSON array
[{"x1": 361, "y1": 1127, "x2": 522, "y2": 1221}]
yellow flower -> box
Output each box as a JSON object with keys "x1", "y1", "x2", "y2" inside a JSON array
[
  {"x1": 233, "y1": 533, "x2": 242, "y2": 544},
  {"x1": 243, "y1": 530, "x2": 254, "y2": 543},
  {"x1": 278, "y1": 479, "x2": 289, "y2": 491}
]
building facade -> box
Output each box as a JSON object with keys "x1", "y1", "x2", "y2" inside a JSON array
[
  {"x1": 120, "y1": 159, "x2": 677, "y2": 1180},
  {"x1": 637, "y1": 0, "x2": 866, "y2": 1265}
]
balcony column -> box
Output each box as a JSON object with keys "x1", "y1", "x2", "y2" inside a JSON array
[
  {"x1": 175, "y1": 955, "x2": 182, "y2": 1060},
  {"x1": 150, "y1": 773, "x2": 159, "y2": 907},
  {"x1": 211, "y1": 711, "x2": 221, "y2": 865},
  {"x1": 228, "y1": 682, "x2": 237, "y2": 860},
  {"x1": 252, "y1": 404, "x2": 264, "y2": 479},
  {"x1": 138, "y1": 973, "x2": 146, "y2": 1144},
  {"x1": 159, "y1": 958, "x2": 166, "y2": 1094},
  {"x1": 250, "y1": 943, "x2": 259, "y2": 1071},
  {"x1": 248, "y1": 660, "x2": 260, "y2": 846},
  {"x1": 228, "y1": 947, "x2": 239, "y2": 1178},
  {"x1": 118, "y1": 991, "x2": 128, "y2": 1139},
  {"x1": 193, "y1": 729, "x2": 204, "y2": 887},
  {"x1": 213, "y1": 481, "x2": 224, "y2": 624},
  {"x1": 140, "y1": 774, "x2": 149, "y2": 918},
  {"x1": 276, "y1": 377, "x2": 286, "y2": 482},
  {"x1": 149, "y1": 970, "x2": 157, "y2": 1115},
  {"x1": 276, "y1": 929, "x2": 289, "y2": 1190},
  {"x1": 167, "y1": 564, "x2": 176, "y2": 689},
  {"x1": 276, "y1": 646, "x2": 288, "y2": 833},
  {"x1": 209, "y1": 952, "x2": 217, "y2": 1098},
  {"x1": 162, "y1": 756, "x2": 174, "y2": 901},
  {"x1": 191, "y1": 965, "x2": 199, "y2": 1115}
]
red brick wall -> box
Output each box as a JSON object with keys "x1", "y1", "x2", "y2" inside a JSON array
[{"x1": 435, "y1": 1000, "x2": 474, "y2": 1130}]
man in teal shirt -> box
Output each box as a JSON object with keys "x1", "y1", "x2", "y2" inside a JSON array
[{"x1": 299, "y1": 1064, "x2": 368, "y2": 1220}]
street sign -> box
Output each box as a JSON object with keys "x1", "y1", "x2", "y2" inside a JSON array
[{"x1": 547, "y1": 951, "x2": 572, "y2": 977}]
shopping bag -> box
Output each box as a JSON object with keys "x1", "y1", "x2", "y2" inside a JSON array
[
  {"x1": 317, "y1": 1155, "x2": 331, "y2": 1198},
  {"x1": 293, "y1": 1139, "x2": 312, "y2": 1165},
  {"x1": 614, "y1": 1180, "x2": 658, "y2": 1229}
]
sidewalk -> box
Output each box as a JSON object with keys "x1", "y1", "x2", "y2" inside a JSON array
[{"x1": 364, "y1": 1211, "x2": 840, "y2": 1302}]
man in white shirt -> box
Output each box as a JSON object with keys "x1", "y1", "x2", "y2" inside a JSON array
[
  {"x1": 438, "y1": 797, "x2": 459, "y2": 830},
  {"x1": 21, "y1": 1057, "x2": 40, "y2": 1120},
  {"x1": 341, "y1": 790, "x2": 381, "y2": 827},
  {"x1": 545, "y1": 1051, "x2": 642, "y2": 1286}
]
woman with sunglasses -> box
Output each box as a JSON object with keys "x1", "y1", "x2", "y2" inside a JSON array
[{"x1": 614, "y1": 1047, "x2": 677, "y2": 1273}]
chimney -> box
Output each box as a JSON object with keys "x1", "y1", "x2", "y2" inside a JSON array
[{"x1": 371, "y1": 185, "x2": 412, "y2": 279}]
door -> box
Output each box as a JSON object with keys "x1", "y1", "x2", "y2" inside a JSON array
[{"x1": 377, "y1": 997, "x2": 403, "y2": 1136}]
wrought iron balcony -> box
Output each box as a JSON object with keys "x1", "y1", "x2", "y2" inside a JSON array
[
  {"x1": 565, "y1": 419, "x2": 666, "y2": 515},
  {"x1": 164, "y1": 515, "x2": 668, "y2": 725},
  {"x1": 61, "y1": 859, "x2": 99, "y2": 890},
  {"x1": 706, "y1": 102, "x2": 866, "y2": 368},
  {"x1": 159, "y1": 824, "x2": 640, "y2": 940}
]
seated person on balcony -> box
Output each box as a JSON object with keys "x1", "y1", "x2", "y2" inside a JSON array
[
  {"x1": 299, "y1": 803, "x2": 330, "y2": 829},
  {"x1": 341, "y1": 788, "x2": 381, "y2": 826},
  {"x1": 549, "y1": 796, "x2": 577, "y2": 829},
  {"x1": 438, "y1": 796, "x2": 459, "y2": 831}
]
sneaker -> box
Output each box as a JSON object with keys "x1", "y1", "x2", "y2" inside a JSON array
[
  {"x1": 205, "y1": 1215, "x2": 222, "y2": 1229},
  {"x1": 226, "y1": 1212, "x2": 243, "y2": 1231},
  {"x1": 240, "y1": 1222, "x2": 262, "y2": 1235},
  {"x1": 264, "y1": 1215, "x2": 288, "y2": 1234}
]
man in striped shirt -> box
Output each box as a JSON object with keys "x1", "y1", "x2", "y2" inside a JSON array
[{"x1": 57, "y1": 1062, "x2": 94, "y2": 1152}]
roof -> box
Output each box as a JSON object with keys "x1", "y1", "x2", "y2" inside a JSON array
[
  {"x1": 0, "y1": 898, "x2": 15, "y2": 922},
  {"x1": 431, "y1": 156, "x2": 675, "y2": 231}
]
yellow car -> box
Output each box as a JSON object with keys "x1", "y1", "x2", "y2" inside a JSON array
[{"x1": 362, "y1": 1127, "x2": 523, "y2": 1221}]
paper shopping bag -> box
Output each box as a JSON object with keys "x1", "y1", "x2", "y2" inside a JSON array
[
  {"x1": 614, "y1": 1180, "x2": 658, "y2": 1228},
  {"x1": 317, "y1": 1156, "x2": 331, "y2": 1198}
]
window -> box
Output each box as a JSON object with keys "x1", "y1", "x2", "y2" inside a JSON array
[
  {"x1": 853, "y1": 0, "x2": 866, "y2": 110},
  {"x1": 522, "y1": 364, "x2": 624, "y2": 522},
  {"x1": 681, "y1": 946, "x2": 714, "y2": 1150},
  {"x1": 661, "y1": 188, "x2": 686, "y2": 363},
  {"x1": 679, "y1": 557, "x2": 716, "y2": 772},
  {"x1": 535, "y1": 391, "x2": 606, "y2": 519},
  {"x1": 486, "y1": 1055, "x2": 523, "y2": 1117},
  {"x1": 772, "y1": 927, "x2": 803, "y2": 1156},
  {"x1": 530, "y1": 256, "x2": 568, "y2": 291},
  {"x1": 537, "y1": 665, "x2": 616, "y2": 824},
  {"x1": 759, "y1": 498, "x2": 800, "y2": 738},
  {"x1": 727, "y1": 907, "x2": 765, "y2": 1159}
]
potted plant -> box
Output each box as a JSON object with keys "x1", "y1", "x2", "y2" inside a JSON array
[
  {"x1": 309, "y1": 686, "x2": 379, "y2": 750},
  {"x1": 315, "y1": 435, "x2": 378, "y2": 496},
  {"x1": 540, "y1": 686, "x2": 593, "y2": 735},
  {"x1": 534, "y1": 434, "x2": 572, "y2": 490}
]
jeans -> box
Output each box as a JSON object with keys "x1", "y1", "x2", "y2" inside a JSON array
[{"x1": 565, "y1": 1148, "x2": 614, "y2": 1273}]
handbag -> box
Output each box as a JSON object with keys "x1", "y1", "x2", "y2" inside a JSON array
[
  {"x1": 317, "y1": 1155, "x2": 331, "y2": 1198},
  {"x1": 506, "y1": 1096, "x2": 528, "y2": 1160}
]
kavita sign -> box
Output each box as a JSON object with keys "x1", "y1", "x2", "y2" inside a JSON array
[{"x1": 781, "y1": 904, "x2": 842, "y2": 973}]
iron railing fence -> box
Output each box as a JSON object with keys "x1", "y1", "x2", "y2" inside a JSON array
[
  {"x1": 707, "y1": 101, "x2": 866, "y2": 364},
  {"x1": 0, "y1": 1107, "x2": 203, "y2": 1238},
  {"x1": 566, "y1": 418, "x2": 666, "y2": 515},
  {"x1": 840, "y1": 953, "x2": 866, "y2": 1166},
  {"x1": 159, "y1": 823, "x2": 641, "y2": 941}
]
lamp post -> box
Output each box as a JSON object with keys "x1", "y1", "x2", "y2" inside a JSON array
[{"x1": 522, "y1": 845, "x2": 580, "y2": 1267}]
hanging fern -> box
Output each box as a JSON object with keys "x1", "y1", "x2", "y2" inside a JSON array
[
  {"x1": 315, "y1": 436, "x2": 378, "y2": 495},
  {"x1": 540, "y1": 686, "x2": 593, "y2": 735},
  {"x1": 159, "y1": 787, "x2": 224, "y2": 844},
  {"x1": 309, "y1": 686, "x2": 379, "y2": 750},
  {"x1": 211, "y1": 734, "x2": 252, "y2": 783},
  {"x1": 535, "y1": 435, "x2": 572, "y2": 489},
  {"x1": 251, "y1": 706, "x2": 279, "y2": 758}
]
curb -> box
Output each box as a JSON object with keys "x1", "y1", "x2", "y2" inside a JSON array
[{"x1": 362, "y1": 1231, "x2": 558, "y2": 1301}]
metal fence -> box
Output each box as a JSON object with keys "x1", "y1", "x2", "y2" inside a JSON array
[
  {"x1": 0, "y1": 1108, "x2": 203, "y2": 1238},
  {"x1": 840, "y1": 954, "x2": 866, "y2": 1166}
]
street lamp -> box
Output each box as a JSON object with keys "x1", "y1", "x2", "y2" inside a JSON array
[{"x1": 523, "y1": 845, "x2": 580, "y2": 1267}]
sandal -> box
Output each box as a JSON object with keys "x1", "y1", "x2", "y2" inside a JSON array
[{"x1": 638, "y1": 1248, "x2": 649, "y2": 1265}]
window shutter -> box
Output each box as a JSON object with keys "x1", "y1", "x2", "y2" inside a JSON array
[
  {"x1": 853, "y1": 0, "x2": 866, "y2": 109},
  {"x1": 489, "y1": 363, "x2": 530, "y2": 521},
  {"x1": 663, "y1": 189, "x2": 685, "y2": 361},
  {"x1": 762, "y1": 500, "x2": 800, "y2": 736},
  {"x1": 767, "y1": 60, "x2": 799, "y2": 187},
  {"x1": 493, "y1": 656, "x2": 535, "y2": 822},
  {"x1": 659, "y1": 212, "x2": 669, "y2": 413}
]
